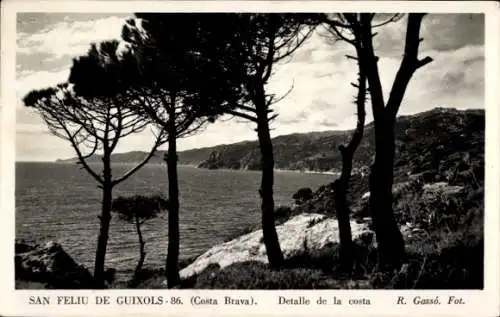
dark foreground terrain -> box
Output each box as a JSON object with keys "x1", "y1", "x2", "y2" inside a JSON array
[{"x1": 17, "y1": 108, "x2": 484, "y2": 289}]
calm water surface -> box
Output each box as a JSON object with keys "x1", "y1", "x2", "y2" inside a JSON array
[{"x1": 16, "y1": 162, "x2": 334, "y2": 272}]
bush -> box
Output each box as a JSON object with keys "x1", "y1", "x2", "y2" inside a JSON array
[
  {"x1": 293, "y1": 187, "x2": 313, "y2": 205},
  {"x1": 274, "y1": 205, "x2": 294, "y2": 224},
  {"x1": 111, "y1": 194, "x2": 168, "y2": 277},
  {"x1": 111, "y1": 194, "x2": 168, "y2": 221}
]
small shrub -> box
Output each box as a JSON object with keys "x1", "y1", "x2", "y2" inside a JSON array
[
  {"x1": 126, "y1": 268, "x2": 167, "y2": 289},
  {"x1": 292, "y1": 187, "x2": 313, "y2": 205},
  {"x1": 284, "y1": 242, "x2": 340, "y2": 272},
  {"x1": 111, "y1": 194, "x2": 168, "y2": 277},
  {"x1": 274, "y1": 205, "x2": 293, "y2": 223}
]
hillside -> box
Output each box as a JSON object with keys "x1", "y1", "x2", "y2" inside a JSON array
[{"x1": 56, "y1": 107, "x2": 485, "y2": 175}]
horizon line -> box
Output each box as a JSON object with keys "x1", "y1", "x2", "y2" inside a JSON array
[{"x1": 14, "y1": 106, "x2": 484, "y2": 163}]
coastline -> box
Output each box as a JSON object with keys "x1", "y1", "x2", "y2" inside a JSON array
[
  {"x1": 44, "y1": 160, "x2": 338, "y2": 175},
  {"x1": 190, "y1": 165, "x2": 341, "y2": 175}
]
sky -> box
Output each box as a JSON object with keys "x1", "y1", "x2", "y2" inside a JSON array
[{"x1": 15, "y1": 13, "x2": 484, "y2": 161}]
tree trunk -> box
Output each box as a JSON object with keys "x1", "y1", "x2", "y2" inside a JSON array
[
  {"x1": 334, "y1": 70, "x2": 366, "y2": 272},
  {"x1": 354, "y1": 13, "x2": 429, "y2": 273},
  {"x1": 369, "y1": 115, "x2": 405, "y2": 271},
  {"x1": 93, "y1": 156, "x2": 113, "y2": 289},
  {"x1": 335, "y1": 149, "x2": 354, "y2": 271},
  {"x1": 255, "y1": 96, "x2": 284, "y2": 269},
  {"x1": 134, "y1": 215, "x2": 146, "y2": 278},
  {"x1": 165, "y1": 109, "x2": 181, "y2": 288}
]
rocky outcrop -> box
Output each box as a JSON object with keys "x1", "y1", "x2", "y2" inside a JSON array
[
  {"x1": 178, "y1": 173, "x2": 474, "y2": 282},
  {"x1": 178, "y1": 213, "x2": 374, "y2": 280},
  {"x1": 15, "y1": 240, "x2": 93, "y2": 289},
  {"x1": 293, "y1": 173, "x2": 369, "y2": 217},
  {"x1": 198, "y1": 151, "x2": 224, "y2": 169},
  {"x1": 422, "y1": 182, "x2": 465, "y2": 198}
]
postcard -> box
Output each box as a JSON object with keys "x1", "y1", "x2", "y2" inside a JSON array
[{"x1": 1, "y1": 1, "x2": 499, "y2": 316}]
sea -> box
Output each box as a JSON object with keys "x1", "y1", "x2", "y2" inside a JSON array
[{"x1": 15, "y1": 162, "x2": 334, "y2": 274}]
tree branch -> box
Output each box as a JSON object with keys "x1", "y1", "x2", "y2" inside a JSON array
[
  {"x1": 325, "y1": 20, "x2": 356, "y2": 45},
  {"x1": 274, "y1": 26, "x2": 315, "y2": 62},
  {"x1": 235, "y1": 104, "x2": 257, "y2": 114},
  {"x1": 63, "y1": 122, "x2": 103, "y2": 184},
  {"x1": 112, "y1": 128, "x2": 167, "y2": 185},
  {"x1": 416, "y1": 56, "x2": 433, "y2": 69},
  {"x1": 108, "y1": 99, "x2": 123, "y2": 153},
  {"x1": 262, "y1": 18, "x2": 277, "y2": 83},
  {"x1": 267, "y1": 79, "x2": 294, "y2": 107},
  {"x1": 33, "y1": 95, "x2": 104, "y2": 184},
  {"x1": 357, "y1": 13, "x2": 386, "y2": 122},
  {"x1": 225, "y1": 109, "x2": 258, "y2": 122},
  {"x1": 371, "y1": 14, "x2": 404, "y2": 28},
  {"x1": 386, "y1": 13, "x2": 432, "y2": 118}
]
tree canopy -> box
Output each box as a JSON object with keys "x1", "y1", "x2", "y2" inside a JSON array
[{"x1": 112, "y1": 195, "x2": 169, "y2": 223}]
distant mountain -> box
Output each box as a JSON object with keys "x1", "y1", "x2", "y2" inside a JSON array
[
  {"x1": 56, "y1": 151, "x2": 166, "y2": 165},
  {"x1": 56, "y1": 107, "x2": 485, "y2": 175}
]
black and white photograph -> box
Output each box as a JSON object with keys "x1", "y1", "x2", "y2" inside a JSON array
[{"x1": 9, "y1": 5, "x2": 491, "y2": 295}]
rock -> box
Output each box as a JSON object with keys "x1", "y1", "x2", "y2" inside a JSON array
[
  {"x1": 422, "y1": 182, "x2": 464, "y2": 198},
  {"x1": 410, "y1": 169, "x2": 439, "y2": 183},
  {"x1": 179, "y1": 213, "x2": 373, "y2": 280},
  {"x1": 15, "y1": 240, "x2": 36, "y2": 253},
  {"x1": 198, "y1": 151, "x2": 223, "y2": 169},
  {"x1": 293, "y1": 174, "x2": 369, "y2": 216},
  {"x1": 15, "y1": 241, "x2": 93, "y2": 289},
  {"x1": 244, "y1": 161, "x2": 261, "y2": 171},
  {"x1": 399, "y1": 223, "x2": 428, "y2": 240},
  {"x1": 412, "y1": 228, "x2": 425, "y2": 234}
]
